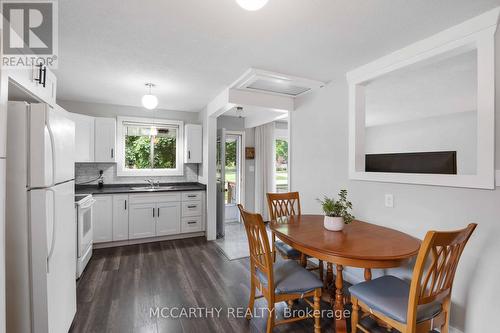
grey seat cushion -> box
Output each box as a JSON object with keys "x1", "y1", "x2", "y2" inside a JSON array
[
  {"x1": 257, "y1": 260, "x2": 323, "y2": 295},
  {"x1": 275, "y1": 241, "x2": 301, "y2": 259},
  {"x1": 349, "y1": 275, "x2": 442, "y2": 324}
]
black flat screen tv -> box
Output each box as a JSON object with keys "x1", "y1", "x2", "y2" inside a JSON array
[{"x1": 365, "y1": 151, "x2": 457, "y2": 174}]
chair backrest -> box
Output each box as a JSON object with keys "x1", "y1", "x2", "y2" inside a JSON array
[
  {"x1": 266, "y1": 192, "x2": 301, "y2": 221},
  {"x1": 407, "y1": 223, "x2": 477, "y2": 327},
  {"x1": 237, "y1": 204, "x2": 274, "y2": 291}
]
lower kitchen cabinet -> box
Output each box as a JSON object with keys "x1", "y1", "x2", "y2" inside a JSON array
[
  {"x1": 90, "y1": 190, "x2": 205, "y2": 246},
  {"x1": 129, "y1": 202, "x2": 156, "y2": 239},
  {"x1": 112, "y1": 195, "x2": 129, "y2": 241},
  {"x1": 93, "y1": 195, "x2": 113, "y2": 243},
  {"x1": 156, "y1": 202, "x2": 181, "y2": 236}
]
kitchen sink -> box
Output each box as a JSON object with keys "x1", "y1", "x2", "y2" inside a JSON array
[{"x1": 129, "y1": 186, "x2": 177, "y2": 191}]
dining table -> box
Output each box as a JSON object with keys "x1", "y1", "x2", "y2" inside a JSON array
[{"x1": 270, "y1": 215, "x2": 421, "y2": 333}]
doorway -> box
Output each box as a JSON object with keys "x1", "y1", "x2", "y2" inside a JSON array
[{"x1": 216, "y1": 129, "x2": 245, "y2": 239}]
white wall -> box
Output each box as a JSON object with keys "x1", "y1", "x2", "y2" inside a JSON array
[
  {"x1": 290, "y1": 32, "x2": 500, "y2": 332},
  {"x1": 365, "y1": 111, "x2": 477, "y2": 174},
  {"x1": 58, "y1": 99, "x2": 200, "y2": 123},
  {"x1": 58, "y1": 100, "x2": 202, "y2": 185}
]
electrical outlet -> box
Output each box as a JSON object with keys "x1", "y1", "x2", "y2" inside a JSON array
[{"x1": 385, "y1": 194, "x2": 394, "y2": 208}]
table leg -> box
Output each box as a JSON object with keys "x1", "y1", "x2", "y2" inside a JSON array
[
  {"x1": 326, "y1": 263, "x2": 333, "y2": 290},
  {"x1": 364, "y1": 268, "x2": 372, "y2": 281},
  {"x1": 334, "y1": 264, "x2": 347, "y2": 333}
]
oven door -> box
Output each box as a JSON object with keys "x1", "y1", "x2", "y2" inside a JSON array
[{"x1": 78, "y1": 198, "x2": 95, "y2": 257}]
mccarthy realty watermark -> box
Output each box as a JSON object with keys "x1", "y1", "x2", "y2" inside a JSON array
[
  {"x1": 150, "y1": 306, "x2": 351, "y2": 320},
  {"x1": 1, "y1": 0, "x2": 58, "y2": 68}
]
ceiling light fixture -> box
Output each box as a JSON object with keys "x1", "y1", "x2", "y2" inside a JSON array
[
  {"x1": 142, "y1": 83, "x2": 158, "y2": 110},
  {"x1": 236, "y1": 106, "x2": 244, "y2": 118},
  {"x1": 236, "y1": 0, "x2": 268, "y2": 11}
]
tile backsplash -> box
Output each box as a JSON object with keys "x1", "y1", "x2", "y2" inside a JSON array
[{"x1": 75, "y1": 163, "x2": 199, "y2": 185}]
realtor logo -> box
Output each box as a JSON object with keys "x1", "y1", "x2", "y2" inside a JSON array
[{"x1": 2, "y1": 1, "x2": 58, "y2": 68}]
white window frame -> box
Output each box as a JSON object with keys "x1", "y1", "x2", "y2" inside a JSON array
[
  {"x1": 346, "y1": 9, "x2": 498, "y2": 189},
  {"x1": 116, "y1": 116, "x2": 184, "y2": 177}
]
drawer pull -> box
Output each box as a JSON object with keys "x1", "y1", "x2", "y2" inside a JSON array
[
  {"x1": 187, "y1": 205, "x2": 197, "y2": 209},
  {"x1": 187, "y1": 195, "x2": 197, "y2": 198},
  {"x1": 187, "y1": 221, "x2": 197, "y2": 225}
]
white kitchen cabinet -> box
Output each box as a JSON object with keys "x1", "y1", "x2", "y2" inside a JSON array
[
  {"x1": 181, "y1": 201, "x2": 202, "y2": 217},
  {"x1": 156, "y1": 202, "x2": 181, "y2": 236},
  {"x1": 6, "y1": 65, "x2": 57, "y2": 107},
  {"x1": 93, "y1": 195, "x2": 113, "y2": 243},
  {"x1": 184, "y1": 124, "x2": 202, "y2": 163},
  {"x1": 129, "y1": 202, "x2": 156, "y2": 239},
  {"x1": 94, "y1": 118, "x2": 116, "y2": 162},
  {"x1": 67, "y1": 113, "x2": 95, "y2": 162},
  {"x1": 181, "y1": 216, "x2": 203, "y2": 233},
  {"x1": 112, "y1": 195, "x2": 129, "y2": 241}
]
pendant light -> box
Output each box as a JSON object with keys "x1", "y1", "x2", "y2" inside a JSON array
[
  {"x1": 142, "y1": 83, "x2": 158, "y2": 110},
  {"x1": 236, "y1": 0, "x2": 268, "y2": 11}
]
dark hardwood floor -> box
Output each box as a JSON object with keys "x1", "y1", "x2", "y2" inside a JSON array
[{"x1": 70, "y1": 237, "x2": 337, "y2": 333}]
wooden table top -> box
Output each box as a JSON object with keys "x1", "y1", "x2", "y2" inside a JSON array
[{"x1": 270, "y1": 215, "x2": 421, "y2": 268}]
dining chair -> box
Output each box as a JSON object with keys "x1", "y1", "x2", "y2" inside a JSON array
[
  {"x1": 237, "y1": 204, "x2": 323, "y2": 333},
  {"x1": 349, "y1": 223, "x2": 477, "y2": 333},
  {"x1": 266, "y1": 192, "x2": 324, "y2": 281}
]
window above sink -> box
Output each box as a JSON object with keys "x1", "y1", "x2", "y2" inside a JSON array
[{"x1": 116, "y1": 116, "x2": 184, "y2": 177}]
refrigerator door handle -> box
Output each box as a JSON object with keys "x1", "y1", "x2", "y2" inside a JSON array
[
  {"x1": 46, "y1": 117, "x2": 57, "y2": 186},
  {"x1": 46, "y1": 188, "x2": 57, "y2": 273}
]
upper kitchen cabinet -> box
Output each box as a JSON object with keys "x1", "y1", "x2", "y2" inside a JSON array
[
  {"x1": 184, "y1": 124, "x2": 202, "y2": 163},
  {"x1": 7, "y1": 64, "x2": 57, "y2": 107},
  {"x1": 94, "y1": 117, "x2": 116, "y2": 162},
  {"x1": 67, "y1": 113, "x2": 95, "y2": 162}
]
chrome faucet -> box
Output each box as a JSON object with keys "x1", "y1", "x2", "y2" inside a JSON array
[{"x1": 145, "y1": 179, "x2": 154, "y2": 188}]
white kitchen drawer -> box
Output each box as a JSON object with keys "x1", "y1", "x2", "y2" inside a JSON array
[
  {"x1": 181, "y1": 216, "x2": 203, "y2": 233},
  {"x1": 181, "y1": 201, "x2": 202, "y2": 217},
  {"x1": 129, "y1": 192, "x2": 181, "y2": 205},
  {"x1": 182, "y1": 191, "x2": 203, "y2": 202}
]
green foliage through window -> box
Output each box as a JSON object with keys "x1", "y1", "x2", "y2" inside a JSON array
[{"x1": 125, "y1": 125, "x2": 177, "y2": 169}]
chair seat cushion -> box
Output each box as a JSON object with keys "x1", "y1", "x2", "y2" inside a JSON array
[
  {"x1": 348, "y1": 275, "x2": 442, "y2": 324},
  {"x1": 275, "y1": 241, "x2": 301, "y2": 259},
  {"x1": 257, "y1": 260, "x2": 323, "y2": 295}
]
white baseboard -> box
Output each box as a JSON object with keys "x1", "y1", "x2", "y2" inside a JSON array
[
  {"x1": 449, "y1": 327, "x2": 464, "y2": 333},
  {"x1": 93, "y1": 231, "x2": 206, "y2": 249}
]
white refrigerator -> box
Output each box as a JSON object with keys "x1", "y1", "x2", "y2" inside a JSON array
[{"x1": 6, "y1": 102, "x2": 76, "y2": 333}]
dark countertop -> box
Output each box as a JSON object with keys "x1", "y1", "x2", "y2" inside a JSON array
[{"x1": 76, "y1": 182, "x2": 206, "y2": 195}]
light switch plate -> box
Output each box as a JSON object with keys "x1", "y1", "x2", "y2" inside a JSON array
[
  {"x1": 385, "y1": 194, "x2": 394, "y2": 208},
  {"x1": 249, "y1": 165, "x2": 255, "y2": 172}
]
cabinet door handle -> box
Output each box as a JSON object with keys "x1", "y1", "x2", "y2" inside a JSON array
[
  {"x1": 157, "y1": 208, "x2": 160, "y2": 217},
  {"x1": 111, "y1": 148, "x2": 114, "y2": 158},
  {"x1": 41, "y1": 66, "x2": 47, "y2": 87},
  {"x1": 187, "y1": 205, "x2": 197, "y2": 209},
  {"x1": 187, "y1": 221, "x2": 197, "y2": 225},
  {"x1": 153, "y1": 207, "x2": 155, "y2": 217},
  {"x1": 188, "y1": 150, "x2": 191, "y2": 159},
  {"x1": 124, "y1": 200, "x2": 127, "y2": 210}
]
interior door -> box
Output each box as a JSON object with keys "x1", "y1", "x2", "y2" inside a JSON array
[
  {"x1": 216, "y1": 128, "x2": 226, "y2": 238},
  {"x1": 156, "y1": 202, "x2": 181, "y2": 236}
]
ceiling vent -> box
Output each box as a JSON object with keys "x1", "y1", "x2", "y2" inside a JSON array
[{"x1": 233, "y1": 69, "x2": 326, "y2": 97}]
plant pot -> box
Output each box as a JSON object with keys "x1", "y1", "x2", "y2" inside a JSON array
[{"x1": 324, "y1": 216, "x2": 344, "y2": 231}]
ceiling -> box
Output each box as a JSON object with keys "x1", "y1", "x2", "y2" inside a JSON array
[
  {"x1": 56, "y1": 0, "x2": 500, "y2": 112},
  {"x1": 365, "y1": 50, "x2": 477, "y2": 127}
]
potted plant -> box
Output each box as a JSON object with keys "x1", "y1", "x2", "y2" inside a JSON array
[{"x1": 317, "y1": 189, "x2": 355, "y2": 231}]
